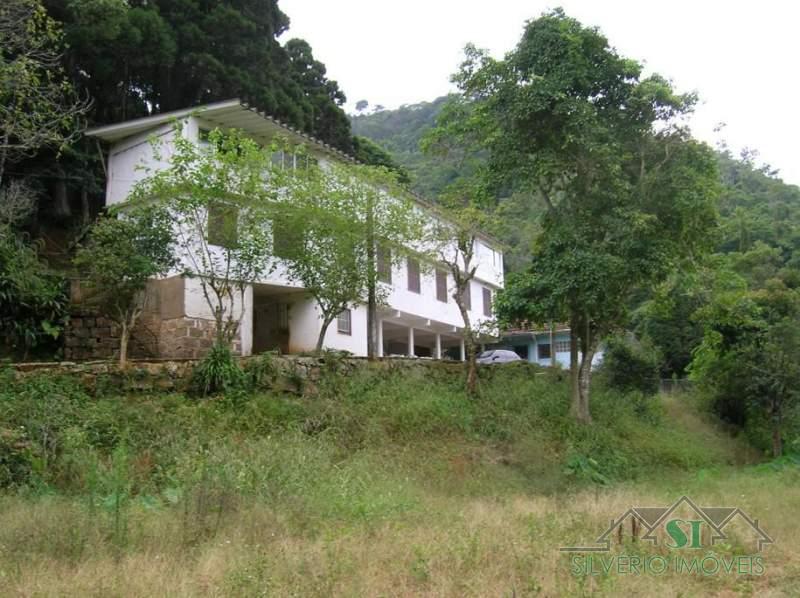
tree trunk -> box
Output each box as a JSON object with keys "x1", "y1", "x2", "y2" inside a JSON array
[
  {"x1": 119, "y1": 320, "x2": 129, "y2": 369},
  {"x1": 365, "y1": 196, "x2": 377, "y2": 359},
  {"x1": 316, "y1": 316, "x2": 333, "y2": 354},
  {"x1": 465, "y1": 330, "x2": 478, "y2": 395},
  {"x1": 577, "y1": 347, "x2": 595, "y2": 424},
  {"x1": 80, "y1": 188, "x2": 90, "y2": 226},
  {"x1": 53, "y1": 174, "x2": 71, "y2": 219},
  {"x1": 569, "y1": 324, "x2": 581, "y2": 419},
  {"x1": 772, "y1": 407, "x2": 782, "y2": 458}
]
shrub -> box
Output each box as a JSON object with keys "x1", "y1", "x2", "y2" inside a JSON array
[
  {"x1": 597, "y1": 335, "x2": 660, "y2": 395},
  {"x1": 190, "y1": 343, "x2": 246, "y2": 396}
]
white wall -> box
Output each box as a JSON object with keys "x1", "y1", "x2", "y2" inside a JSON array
[
  {"x1": 383, "y1": 259, "x2": 498, "y2": 332},
  {"x1": 107, "y1": 123, "x2": 181, "y2": 206}
]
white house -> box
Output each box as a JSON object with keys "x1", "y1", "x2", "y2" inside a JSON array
[{"x1": 86, "y1": 99, "x2": 505, "y2": 359}]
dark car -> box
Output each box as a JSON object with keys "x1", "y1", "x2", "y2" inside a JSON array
[{"x1": 476, "y1": 349, "x2": 522, "y2": 365}]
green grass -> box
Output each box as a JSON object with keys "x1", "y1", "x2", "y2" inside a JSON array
[{"x1": 0, "y1": 362, "x2": 795, "y2": 596}]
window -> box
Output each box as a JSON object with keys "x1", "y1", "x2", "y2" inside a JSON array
[
  {"x1": 482, "y1": 287, "x2": 493, "y2": 317},
  {"x1": 270, "y1": 150, "x2": 317, "y2": 171},
  {"x1": 407, "y1": 257, "x2": 421, "y2": 293},
  {"x1": 273, "y1": 218, "x2": 303, "y2": 259},
  {"x1": 436, "y1": 269, "x2": 448, "y2": 303},
  {"x1": 554, "y1": 339, "x2": 571, "y2": 353},
  {"x1": 337, "y1": 309, "x2": 352, "y2": 335},
  {"x1": 538, "y1": 343, "x2": 551, "y2": 360},
  {"x1": 513, "y1": 345, "x2": 529, "y2": 360},
  {"x1": 461, "y1": 282, "x2": 471, "y2": 311},
  {"x1": 377, "y1": 245, "x2": 392, "y2": 283},
  {"x1": 207, "y1": 202, "x2": 238, "y2": 247},
  {"x1": 277, "y1": 303, "x2": 289, "y2": 331}
]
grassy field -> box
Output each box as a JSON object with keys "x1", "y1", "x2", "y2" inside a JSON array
[{"x1": 0, "y1": 360, "x2": 797, "y2": 596}]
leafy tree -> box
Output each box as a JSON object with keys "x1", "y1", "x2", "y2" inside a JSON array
[
  {"x1": 427, "y1": 181, "x2": 495, "y2": 394},
  {"x1": 73, "y1": 207, "x2": 176, "y2": 367},
  {"x1": 283, "y1": 161, "x2": 420, "y2": 353},
  {"x1": 691, "y1": 274, "x2": 800, "y2": 457},
  {"x1": 46, "y1": 0, "x2": 354, "y2": 151},
  {"x1": 0, "y1": 224, "x2": 67, "y2": 359},
  {"x1": 438, "y1": 10, "x2": 719, "y2": 421},
  {"x1": 352, "y1": 136, "x2": 410, "y2": 184},
  {"x1": 0, "y1": 0, "x2": 89, "y2": 184},
  {"x1": 131, "y1": 126, "x2": 288, "y2": 351},
  {"x1": 597, "y1": 335, "x2": 660, "y2": 395}
]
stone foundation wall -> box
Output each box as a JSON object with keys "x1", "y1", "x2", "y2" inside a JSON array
[
  {"x1": 65, "y1": 313, "x2": 244, "y2": 361},
  {"x1": 9, "y1": 355, "x2": 470, "y2": 396},
  {"x1": 158, "y1": 317, "x2": 242, "y2": 359},
  {"x1": 64, "y1": 310, "x2": 160, "y2": 361}
]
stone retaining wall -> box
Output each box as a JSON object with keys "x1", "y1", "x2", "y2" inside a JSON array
[{"x1": 9, "y1": 355, "x2": 467, "y2": 396}]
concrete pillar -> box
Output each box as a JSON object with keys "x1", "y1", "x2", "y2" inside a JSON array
[
  {"x1": 435, "y1": 333, "x2": 442, "y2": 360},
  {"x1": 377, "y1": 319, "x2": 384, "y2": 357},
  {"x1": 459, "y1": 338, "x2": 466, "y2": 361},
  {"x1": 408, "y1": 327, "x2": 415, "y2": 357}
]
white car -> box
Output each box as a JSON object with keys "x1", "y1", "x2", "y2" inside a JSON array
[{"x1": 476, "y1": 349, "x2": 523, "y2": 365}]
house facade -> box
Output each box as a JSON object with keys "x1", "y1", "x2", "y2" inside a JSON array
[{"x1": 84, "y1": 99, "x2": 504, "y2": 360}]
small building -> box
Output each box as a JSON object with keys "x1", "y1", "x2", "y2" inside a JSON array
[
  {"x1": 79, "y1": 99, "x2": 504, "y2": 360},
  {"x1": 499, "y1": 327, "x2": 604, "y2": 368}
]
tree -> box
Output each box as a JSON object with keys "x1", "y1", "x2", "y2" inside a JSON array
[
  {"x1": 438, "y1": 10, "x2": 719, "y2": 421},
  {"x1": 427, "y1": 181, "x2": 495, "y2": 394},
  {"x1": 0, "y1": 212, "x2": 66, "y2": 359},
  {"x1": 691, "y1": 272, "x2": 800, "y2": 457},
  {"x1": 46, "y1": 0, "x2": 354, "y2": 151},
  {"x1": 283, "y1": 160, "x2": 421, "y2": 353},
  {"x1": 0, "y1": 0, "x2": 89, "y2": 184},
  {"x1": 73, "y1": 206, "x2": 176, "y2": 367},
  {"x1": 352, "y1": 136, "x2": 410, "y2": 184},
  {"x1": 355, "y1": 100, "x2": 369, "y2": 113},
  {"x1": 131, "y1": 126, "x2": 287, "y2": 351}
]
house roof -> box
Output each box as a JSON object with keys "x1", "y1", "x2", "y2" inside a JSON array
[
  {"x1": 85, "y1": 98, "x2": 504, "y2": 251},
  {"x1": 85, "y1": 98, "x2": 355, "y2": 162}
]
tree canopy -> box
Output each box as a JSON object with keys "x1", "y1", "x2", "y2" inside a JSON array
[{"x1": 43, "y1": 0, "x2": 353, "y2": 152}]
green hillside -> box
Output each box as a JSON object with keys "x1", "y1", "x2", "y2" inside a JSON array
[{"x1": 3, "y1": 361, "x2": 797, "y2": 595}]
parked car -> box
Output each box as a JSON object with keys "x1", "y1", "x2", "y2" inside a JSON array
[{"x1": 476, "y1": 349, "x2": 522, "y2": 365}]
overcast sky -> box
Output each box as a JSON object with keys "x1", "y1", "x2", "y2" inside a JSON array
[{"x1": 281, "y1": 1, "x2": 799, "y2": 186}]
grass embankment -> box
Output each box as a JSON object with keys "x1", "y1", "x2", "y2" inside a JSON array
[{"x1": 0, "y1": 360, "x2": 797, "y2": 596}]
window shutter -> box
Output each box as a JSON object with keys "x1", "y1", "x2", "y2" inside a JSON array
[
  {"x1": 407, "y1": 257, "x2": 421, "y2": 293},
  {"x1": 436, "y1": 269, "x2": 448, "y2": 303},
  {"x1": 377, "y1": 245, "x2": 392, "y2": 283},
  {"x1": 461, "y1": 282, "x2": 471, "y2": 311},
  {"x1": 482, "y1": 287, "x2": 492, "y2": 317}
]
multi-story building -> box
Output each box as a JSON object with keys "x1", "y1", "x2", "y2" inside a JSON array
[{"x1": 86, "y1": 99, "x2": 504, "y2": 359}]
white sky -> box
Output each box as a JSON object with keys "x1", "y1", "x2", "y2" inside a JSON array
[{"x1": 281, "y1": 1, "x2": 800, "y2": 186}]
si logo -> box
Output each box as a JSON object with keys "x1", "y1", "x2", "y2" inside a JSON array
[{"x1": 665, "y1": 519, "x2": 704, "y2": 549}]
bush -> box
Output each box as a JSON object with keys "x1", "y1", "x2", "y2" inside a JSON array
[
  {"x1": 597, "y1": 335, "x2": 660, "y2": 395},
  {"x1": 190, "y1": 343, "x2": 246, "y2": 396}
]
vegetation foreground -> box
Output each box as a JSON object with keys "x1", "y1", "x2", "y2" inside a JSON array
[{"x1": 1, "y1": 362, "x2": 798, "y2": 596}]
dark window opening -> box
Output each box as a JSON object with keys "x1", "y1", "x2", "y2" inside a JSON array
[
  {"x1": 377, "y1": 245, "x2": 392, "y2": 283},
  {"x1": 436, "y1": 269, "x2": 448, "y2": 303},
  {"x1": 538, "y1": 343, "x2": 551, "y2": 360},
  {"x1": 207, "y1": 202, "x2": 238, "y2": 247},
  {"x1": 407, "y1": 257, "x2": 421, "y2": 293},
  {"x1": 337, "y1": 309, "x2": 352, "y2": 335},
  {"x1": 273, "y1": 219, "x2": 303, "y2": 259},
  {"x1": 482, "y1": 287, "x2": 493, "y2": 317}
]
